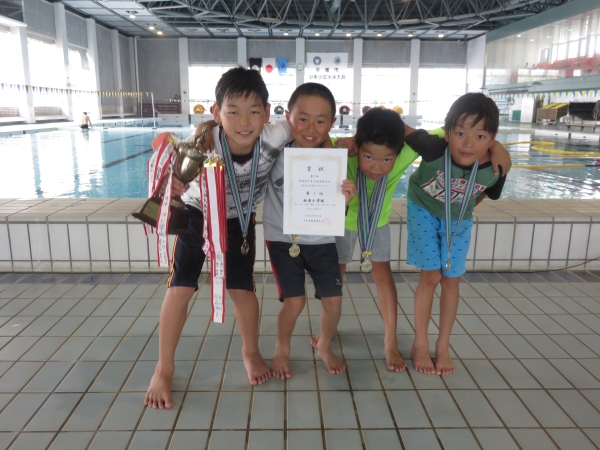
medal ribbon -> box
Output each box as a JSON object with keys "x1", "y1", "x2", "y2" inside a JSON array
[
  {"x1": 357, "y1": 169, "x2": 387, "y2": 255},
  {"x1": 444, "y1": 148, "x2": 478, "y2": 270},
  {"x1": 200, "y1": 154, "x2": 228, "y2": 323},
  {"x1": 219, "y1": 128, "x2": 260, "y2": 243}
]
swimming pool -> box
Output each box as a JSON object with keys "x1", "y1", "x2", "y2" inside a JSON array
[{"x1": 0, "y1": 127, "x2": 599, "y2": 199}]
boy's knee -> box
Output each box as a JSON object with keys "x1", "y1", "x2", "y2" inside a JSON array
[
  {"x1": 321, "y1": 296, "x2": 342, "y2": 313},
  {"x1": 283, "y1": 296, "x2": 306, "y2": 313},
  {"x1": 420, "y1": 270, "x2": 442, "y2": 287},
  {"x1": 440, "y1": 275, "x2": 460, "y2": 288},
  {"x1": 370, "y1": 262, "x2": 393, "y2": 284}
]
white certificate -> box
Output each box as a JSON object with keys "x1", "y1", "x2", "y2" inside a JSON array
[{"x1": 283, "y1": 147, "x2": 348, "y2": 236}]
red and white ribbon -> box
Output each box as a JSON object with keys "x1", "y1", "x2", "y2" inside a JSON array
[
  {"x1": 200, "y1": 153, "x2": 228, "y2": 323},
  {"x1": 144, "y1": 133, "x2": 176, "y2": 267}
]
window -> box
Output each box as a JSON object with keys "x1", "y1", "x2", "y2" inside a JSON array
[
  {"x1": 568, "y1": 40, "x2": 579, "y2": 59},
  {"x1": 417, "y1": 67, "x2": 466, "y2": 123},
  {"x1": 305, "y1": 67, "x2": 353, "y2": 108},
  {"x1": 0, "y1": 30, "x2": 21, "y2": 108},
  {"x1": 188, "y1": 65, "x2": 236, "y2": 108},
  {"x1": 261, "y1": 68, "x2": 296, "y2": 112},
  {"x1": 361, "y1": 67, "x2": 410, "y2": 111},
  {"x1": 69, "y1": 48, "x2": 93, "y2": 116},
  {"x1": 28, "y1": 37, "x2": 66, "y2": 109}
]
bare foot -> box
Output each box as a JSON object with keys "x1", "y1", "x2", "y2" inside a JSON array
[
  {"x1": 435, "y1": 345, "x2": 455, "y2": 376},
  {"x1": 310, "y1": 334, "x2": 320, "y2": 348},
  {"x1": 412, "y1": 341, "x2": 435, "y2": 375},
  {"x1": 318, "y1": 347, "x2": 346, "y2": 374},
  {"x1": 145, "y1": 365, "x2": 174, "y2": 409},
  {"x1": 271, "y1": 344, "x2": 292, "y2": 379},
  {"x1": 243, "y1": 349, "x2": 271, "y2": 385},
  {"x1": 384, "y1": 345, "x2": 407, "y2": 372}
]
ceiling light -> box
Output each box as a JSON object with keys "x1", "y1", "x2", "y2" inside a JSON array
[
  {"x1": 129, "y1": 14, "x2": 136, "y2": 18},
  {"x1": 284, "y1": 32, "x2": 288, "y2": 36},
  {"x1": 315, "y1": 32, "x2": 320, "y2": 36},
  {"x1": 346, "y1": 33, "x2": 351, "y2": 37},
  {"x1": 407, "y1": 32, "x2": 414, "y2": 37},
  {"x1": 377, "y1": 33, "x2": 382, "y2": 37},
  {"x1": 149, "y1": 26, "x2": 154, "y2": 30},
  {"x1": 517, "y1": 34, "x2": 522, "y2": 37},
  {"x1": 157, "y1": 31, "x2": 163, "y2": 35},
  {"x1": 530, "y1": 39, "x2": 534, "y2": 41},
  {"x1": 438, "y1": 33, "x2": 444, "y2": 38}
]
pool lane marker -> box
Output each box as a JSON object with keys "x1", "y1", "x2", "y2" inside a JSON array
[
  {"x1": 102, "y1": 148, "x2": 153, "y2": 168},
  {"x1": 502, "y1": 140, "x2": 600, "y2": 157}
]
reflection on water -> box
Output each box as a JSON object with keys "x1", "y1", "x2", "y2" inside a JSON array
[{"x1": 0, "y1": 128, "x2": 598, "y2": 199}]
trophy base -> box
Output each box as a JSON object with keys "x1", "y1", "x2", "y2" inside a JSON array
[{"x1": 132, "y1": 197, "x2": 190, "y2": 235}]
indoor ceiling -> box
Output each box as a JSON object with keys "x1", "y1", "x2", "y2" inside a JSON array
[{"x1": 60, "y1": 0, "x2": 574, "y2": 40}]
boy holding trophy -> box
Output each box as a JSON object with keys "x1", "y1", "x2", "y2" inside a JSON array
[{"x1": 144, "y1": 67, "x2": 292, "y2": 409}]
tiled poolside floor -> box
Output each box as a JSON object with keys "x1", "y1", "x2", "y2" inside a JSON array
[{"x1": 0, "y1": 271, "x2": 599, "y2": 450}]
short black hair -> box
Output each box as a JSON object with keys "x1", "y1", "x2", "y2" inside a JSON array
[
  {"x1": 355, "y1": 108, "x2": 405, "y2": 155},
  {"x1": 215, "y1": 66, "x2": 269, "y2": 108},
  {"x1": 287, "y1": 83, "x2": 336, "y2": 119},
  {"x1": 444, "y1": 93, "x2": 499, "y2": 135}
]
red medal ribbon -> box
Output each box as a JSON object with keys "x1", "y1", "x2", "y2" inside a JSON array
[
  {"x1": 200, "y1": 155, "x2": 228, "y2": 323},
  {"x1": 144, "y1": 133, "x2": 176, "y2": 267}
]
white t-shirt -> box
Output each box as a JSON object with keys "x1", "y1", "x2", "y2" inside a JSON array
[
  {"x1": 182, "y1": 121, "x2": 292, "y2": 219},
  {"x1": 263, "y1": 144, "x2": 335, "y2": 245}
]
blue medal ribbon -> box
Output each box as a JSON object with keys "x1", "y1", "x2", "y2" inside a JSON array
[
  {"x1": 444, "y1": 148, "x2": 478, "y2": 271},
  {"x1": 357, "y1": 169, "x2": 387, "y2": 270},
  {"x1": 220, "y1": 128, "x2": 260, "y2": 254}
]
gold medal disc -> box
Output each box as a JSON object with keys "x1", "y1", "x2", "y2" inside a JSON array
[
  {"x1": 241, "y1": 239, "x2": 249, "y2": 255},
  {"x1": 289, "y1": 243, "x2": 300, "y2": 258}
]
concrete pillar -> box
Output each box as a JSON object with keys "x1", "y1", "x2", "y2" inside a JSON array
[
  {"x1": 86, "y1": 18, "x2": 103, "y2": 119},
  {"x1": 179, "y1": 37, "x2": 190, "y2": 115},
  {"x1": 408, "y1": 38, "x2": 420, "y2": 117},
  {"x1": 237, "y1": 37, "x2": 247, "y2": 67},
  {"x1": 53, "y1": 2, "x2": 73, "y2": 120},
  {"x1": 111, "y1": 29, "x2": 124, "y2": 117},
  {"x1": 466, "y1": 35, "x2": 486, "y2": 93},
  {"x1": 129, "y1": 37, "x2": 137, "y2": 115},
  {"x1": 12, "y1": 26, "x2": 35, "y2": 123},
  {"x1": 296, "y1": 38, "x2": 305, "y2": 87},
  {"x1": 352, "y1": 38, "x2": 363, "y2": 112}
]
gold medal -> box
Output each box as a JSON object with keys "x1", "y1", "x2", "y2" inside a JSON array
[
  {"x1": 289, "y1": 243, "x2": 300, "y2": 258},
  {"x1": 360, "y1": 251, "x2": 373, "y2": 272},
  {"x1": 241, "y1": 233, "x2": 249, "y2": 255},
  {"x1": 289, "y1": 235, "x2": 300, "y2": 258}
]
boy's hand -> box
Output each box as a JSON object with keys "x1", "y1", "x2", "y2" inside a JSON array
[
  {"x1": 341, "y1": 179, "x2": 357, "y2": 205},
  {"x1": 159, "y1": 175, "x2": 189, "y2": 197},
  {"x1": 335, "y1": 137, "x2": 357, "y2": 156},
  {"x1": 489, "y1": 140, "x2": 512, "y2": 175},
  {"x1": 195, "y1": 120, "x2": 216, "y2": 150}
]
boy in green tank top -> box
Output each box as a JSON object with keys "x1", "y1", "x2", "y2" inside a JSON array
[{"x1": 405, "y1": 93, "x2": 507, "y2": 376}]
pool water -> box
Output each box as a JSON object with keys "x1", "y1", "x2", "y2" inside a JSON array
[{"x1": 0, "y1": 128, "x2": 598, "y2": 199}]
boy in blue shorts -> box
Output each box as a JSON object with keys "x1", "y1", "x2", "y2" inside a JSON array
[
  {"x1": 145, "y1": 67, "x2": 292, "y2": 408},
  {"x1": 405, "y1": 93, "x2": 506, "y2": 376}
]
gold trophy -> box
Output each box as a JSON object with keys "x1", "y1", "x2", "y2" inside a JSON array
[{"x1": 133, "y1": 127, "x2": 209, "y2": 235}]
